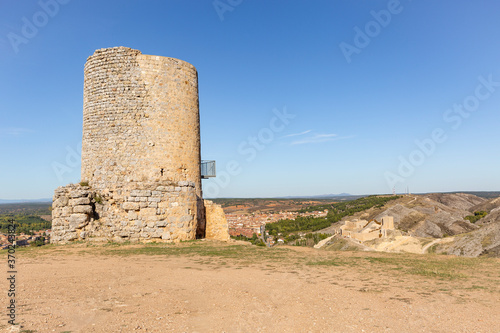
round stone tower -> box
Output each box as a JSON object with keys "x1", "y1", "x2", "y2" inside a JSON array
[
  {"x1": 51, "y1": 47, "x2": 205, "y2": 243},
  {"x1": 51, "y1": 47, "x2": 231, "y2": 244},
  {"x1": 82, "y1": 47, "x2": 201, "y2": 196}
]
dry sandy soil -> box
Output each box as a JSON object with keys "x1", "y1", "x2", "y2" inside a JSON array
[{"x1": 1, "y1": 241, "x2": 499, "y2": 333}]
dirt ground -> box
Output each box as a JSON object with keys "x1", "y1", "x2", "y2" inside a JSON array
[{"x1": 1, "y1": 241, "x2": 499, "y2": 333}]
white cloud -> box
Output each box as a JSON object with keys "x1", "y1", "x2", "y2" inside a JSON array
[
  {"x1": 0, "y1": 128, "x2": 34, "y2": 137},
  {"x1": 291, "y1": 133, "x2": 353, "y2": 145},
  {"x1": 281, "y1": 129, "x2": 311, "y2": 138},
  {"x1": 314, "y1": 134, "x2": 338, "y2": 138},
  {"x1": 281, "y1": 129, "x2": 354, "y2": 145}
]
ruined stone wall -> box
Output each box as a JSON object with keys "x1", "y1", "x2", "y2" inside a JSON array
[
  {"x1": 51, "y1": 184, "x2": 95, "y2": 243},
  {"x1": 381, "y1": 216, "x2": 394, "y2": 230},
  {"x1": 204, "y1": 200, "x2": 230, "y2": 241},
  {"x1": 51, "y1": 181, "x2": 198, "y2": 243}
]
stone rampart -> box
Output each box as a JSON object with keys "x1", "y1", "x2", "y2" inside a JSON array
[{"x1": 52, "y1": 181, "x2": 199, "y2": 243}]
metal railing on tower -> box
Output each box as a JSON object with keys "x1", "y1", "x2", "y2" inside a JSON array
[{"x1": 201, "y1": 160, "x2": 216, "y2": 179}]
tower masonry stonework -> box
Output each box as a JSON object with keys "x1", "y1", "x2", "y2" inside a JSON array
[{"x1": 51, "y1": 47, "x2": 229, "y2": 243}]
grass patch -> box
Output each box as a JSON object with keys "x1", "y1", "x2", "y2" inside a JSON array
[
  {"x1": 482, "y1": 234, "x2": 494, "y2": 248},
  {"x1": 322, "y1": 238, "x2": 361, "y2": 252},
  {"x1": 409, "y1": 268, "x2": 467, "y2": 279},
  {"x1": 12, "y1": 240, "x2": 500, "y2": 290},
  {"x1": 305, "y1": 251, "x2": 492, "y2": 281},
  {"x1": 323, "y1": 239, "x2": 348, "y2": 251},
  {"x1": 307, "y1": 259, "x2": 345, "y2": 267},
  {"x1": 361, "y1": 254, "x2": 477, "y2": 280},
  {"x1": 465, "y1": 285, "x2": 488, "y2": 290},
  {"x1": 427, "y1": 244, "x2": 439, "y2": 254},
  {"x1": 97, "y1": 242, "x2": 295, "y2": 267},
  {"x1": 419, "y1": 238, "x2": 435, "y2": 247}
]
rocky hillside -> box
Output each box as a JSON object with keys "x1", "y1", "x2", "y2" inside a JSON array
[
  {"x1": 430, "y1": 196, "x2": 500, "y2": 257},
  {"x1": 436, "y1": 221, "x2": 500, "y2": 257},
  {"x1": 329, "y1": 193, "x2": 500, "y2": 257},
  {"x1": 374, "y1": 193, "x2": 484, "y2": 238}
]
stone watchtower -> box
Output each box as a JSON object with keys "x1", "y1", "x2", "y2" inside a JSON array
[{"x1": 51, "y1": 47, "x2": 229, "y2": 243}]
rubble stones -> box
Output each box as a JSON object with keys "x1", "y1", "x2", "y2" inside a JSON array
[
  {"x1": 73, "y1": 205, "x2": 93, "y2": 214},
  {"x1": 51, "y1": 181, "x2": 201, "y2": 243}
]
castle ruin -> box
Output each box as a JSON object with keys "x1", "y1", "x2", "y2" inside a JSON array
[
  {"x1": 51, "y1": 47, "x2": 229, "y2": 243},
  {"x1": 339, "y1": 216, "x2": 395, "y2": 242}
]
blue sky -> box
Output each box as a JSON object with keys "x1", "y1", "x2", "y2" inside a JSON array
[{"x1": 1, "y1": 0, "x2": 499, "y2": 199}]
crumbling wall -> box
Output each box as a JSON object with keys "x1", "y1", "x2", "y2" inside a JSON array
[
  {"x1": 51, "y1": 184, "x2": 95, "y2": 243},
  {"x1": 52, "y1": 181, "x2": 199, "y2": 243},
  {"x1": 204, "y1": 200, "x2": 230, "y2": 241}
]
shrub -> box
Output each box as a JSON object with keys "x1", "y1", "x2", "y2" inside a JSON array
[
  {"x1": 94, "y1": 194, "x2": 103, "y2": 204},
  {"x1": 465, "y1": 211, "x2": 488, "y2": 223}
]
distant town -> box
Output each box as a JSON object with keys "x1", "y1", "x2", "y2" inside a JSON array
[
  {"x1": 227, "y1": 210, "x2": 328, "y2": 238},
  {"x1": 0, "y1": 229, "x2": 49, "y2": 249}
]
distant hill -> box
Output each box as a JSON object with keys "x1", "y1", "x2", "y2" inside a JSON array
[
  {"x1": 325, "y1": 192, "x2": 500, "y2": 257},
  {"x1": 314, "y1": 193, "x2": 352, "y2": 197},
  {"x1": 276, "y1": 193, "x2": 363, "y2": 201},
  {"x1": 279, "y1": 193, "x2": 352, "y2": 198},
  {"x1": 0, "y1": 198, "x2": 51, "y2": 204},
  {"x1": 0, "y1": 202, "x2": 52, "y2": 215},
  {"x1": 449, "y1": 191, "x2": 500, "y2": 199}
]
